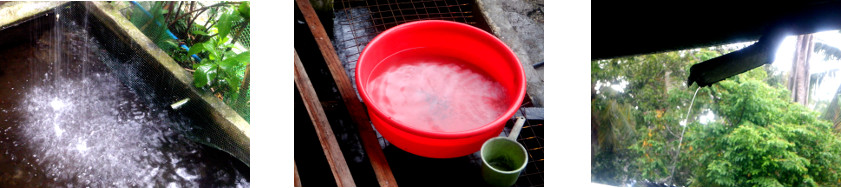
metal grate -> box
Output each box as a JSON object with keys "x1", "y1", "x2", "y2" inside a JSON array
[
  {"x1": 333, "y1": 0, "x2": 478, "y2": 88},
  {"x1": 509, "y1": 105, "x2": 545, "y2": 187},
  {"x1": 336, "y1": 0, "x2": 477, "y2": 32}
]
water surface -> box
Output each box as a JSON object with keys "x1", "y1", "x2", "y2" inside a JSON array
[
  {"x1": 367, "y1": 48, "x2": 509, "y2": 133},
  {"x1": 0, "y1": 10, "x2": 248, "y2": 187}
]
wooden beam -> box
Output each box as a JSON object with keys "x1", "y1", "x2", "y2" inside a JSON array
[
  {"x1": 294, "y1": 50, "x2": 356, "y2": 187},
  {"x1": 294, "y1": 161, "x2": 302, "y2": 187},
  {"x1": 295, "y1": 0, "x2": 397, "y2": 186}
]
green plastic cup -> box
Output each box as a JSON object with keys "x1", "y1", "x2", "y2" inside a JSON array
[{"x1": 481, "y1": 117, "x2": 528, "y2": 186}]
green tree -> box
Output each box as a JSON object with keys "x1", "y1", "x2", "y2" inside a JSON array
[
  {"x1": 684, "y1": 73, "x2": 841, "y2": 186},
  {"x1": 592, "y1": 48, "x2": 722, "y2": 185},
  {"x1": 593, "y1": 44, "x2": 841, "y2": 186}
]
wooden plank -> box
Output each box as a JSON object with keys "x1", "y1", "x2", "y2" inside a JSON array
[
  {"x1": 294, "y1": 161, "x2": 302, "y2": 187},
  {"x1": 295, "y1": 50, "x2": 356, "y2": 187},
  {"x1": 295, "y1": 0, "x2": 398, "y2": 186}
]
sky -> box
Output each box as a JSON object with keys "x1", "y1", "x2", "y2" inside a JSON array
[{"x1": 771, "y1": 30, "x2": 841, "y2": 104}]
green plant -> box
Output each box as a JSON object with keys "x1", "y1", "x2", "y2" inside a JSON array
[
  {"x1": 684, "y1": 74, "x2": 841, "y2": 187},
  {"x1": 127, "y1": 1, "x2": 251, "y2": 122},
  {"x1": 183, "y1": 2, "x2": 249, "y2": 115}
]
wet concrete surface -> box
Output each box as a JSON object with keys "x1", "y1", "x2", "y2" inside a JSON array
[{"x1": 477, "y1": 0, "x2": 545, "y2": 107}]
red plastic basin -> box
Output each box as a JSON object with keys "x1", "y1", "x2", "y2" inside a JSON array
[{"x1": 356, "y1": 20, "x2": 526, "y2": 158}]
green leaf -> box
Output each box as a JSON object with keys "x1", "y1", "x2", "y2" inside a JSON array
[
  {"x1": 161, "y1": 39, "x2": 179, "y2": 50},
  {"x1": 194, "y1": 63, "x2": 217, "y2": 88},
  {"x1": 224, "y1": 51, "x2": 237, "y2": 60},
  {"x1": 217, "y1": 11, "x2": 234, "y2": 39},
  {"x1": 188, "y1": 42, "x2": 204, "y2": 56},
  {"x1": 204, "y1": 42, "x2": 219, "y2": 60},
  {"x1": 221, "y1": 51, "x2": 250, "y2": 73},
  {"x1": 218, "y1": 36, "x2": 231, "y2": 46},
  {"x1": 191, "y1": 30, "x2": 208, "y2": 36},
  {"x1": 227, "y1": 75, "x2": 242, "y2": 93},
  {"x1": 239, "y1": 2, "x2": 250, "y2": 19}
]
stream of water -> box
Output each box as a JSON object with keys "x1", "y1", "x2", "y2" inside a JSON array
[
  {"x1": 667, "y1": 87, "x2": 701, "y2": 184},
  {"x1": 0, "y1": 9, "x2": 248, "y2": 187}
]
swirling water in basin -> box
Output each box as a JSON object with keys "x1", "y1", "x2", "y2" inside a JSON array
[{"x1": 367, "y1": 48, "x2": 510, "y2": 133}]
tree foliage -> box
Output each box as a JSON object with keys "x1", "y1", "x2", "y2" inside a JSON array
[
  {"x1": 592, "y1": 44, "x2": 841, "y2": 186},
  {"x1": 684, "y1": 74, "x2": 841, "y2": 186}
]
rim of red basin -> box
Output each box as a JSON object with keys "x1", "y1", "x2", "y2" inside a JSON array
[{"x1": 356, "y1": 20, "x2": 526, "y2": 139}]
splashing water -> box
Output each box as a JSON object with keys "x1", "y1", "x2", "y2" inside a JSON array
[{"x1": 0, "y1": 8, "x2": 248, "y2": 187}]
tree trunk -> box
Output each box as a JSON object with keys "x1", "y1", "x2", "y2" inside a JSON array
[
  {"x1": 665, "y1": 69, "x2": 672, "y2": 93},
  {"x1": 789, "y1": 34, "x2": 814, "y2": 105},
  {"x1": 592, "y1": 80, "x2": 597, "y2": 100},
  {"x1": 238, "y1": 64, "x2": 250, "y2": 106},
  {"x1": 592, "y1": 81, "x2": 598, "y2": 159},
  {"x1": 592, "y1": 113, "x2": 599, "y2": 159}
]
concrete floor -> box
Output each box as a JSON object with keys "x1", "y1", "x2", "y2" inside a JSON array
[{"x1": 477, "y1": 0, "x2": 545, "y2": 107}]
